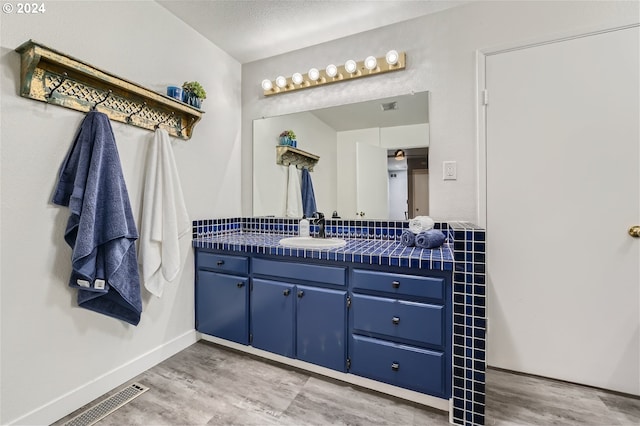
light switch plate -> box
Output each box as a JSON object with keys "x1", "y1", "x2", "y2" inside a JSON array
[{"x1": 443, "y1": 161, "x2": 457, "y2": 180}]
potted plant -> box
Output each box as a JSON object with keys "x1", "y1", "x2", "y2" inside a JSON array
[
  {"x1": 182, "y1": 81, "x2": 207, "y2": 109},
  {"x1": 279, "y1": 130, "x2": 297, "y2": 147}
]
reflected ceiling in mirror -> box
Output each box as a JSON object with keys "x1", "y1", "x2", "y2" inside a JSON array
[{"x1": 253, "y1": 92, "x2": 430, "y2": 221}]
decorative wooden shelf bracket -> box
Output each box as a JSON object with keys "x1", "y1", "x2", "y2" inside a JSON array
[
  {"x1": 15, "y1": 40, "x2": 203, "y2": 140},
  {"x1": 276, "y1": 145, "x2": 320, "y2": 171}
]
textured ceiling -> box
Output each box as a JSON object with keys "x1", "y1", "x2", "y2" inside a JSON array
[{"x1": 157, "y1": 0, "x2": 468, "y2": 63}]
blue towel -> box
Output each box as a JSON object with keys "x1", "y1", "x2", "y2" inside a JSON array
[
  {"x1": 400, "y1": 229, "x2": 415, "y2": 247},
  {"x1": 301, "y1": 168, "x2": 317, "y2": 219},
  {"x1": 53, "y1": 111, "x2": 142, "y2": 326},
  {"x1": 415, "y1": 229, "x2": 446, "y2": 249}
]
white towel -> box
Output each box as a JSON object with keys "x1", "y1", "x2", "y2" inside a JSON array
[
  {"x1": 409, "y1": 215, "x2": 435, "y2": 234},
  {"x1": 139, "y1": 128, "x2": 190, "y2": 297},
  {"x1": 286, "y1": 164, "x2": 303, "y2": 218}
]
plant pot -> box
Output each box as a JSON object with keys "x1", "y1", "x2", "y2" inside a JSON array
[
  {"x1": 279, "y1": 136, "x2": 291, "y2": 146},
  {"x1": 183, "y1": 91, "x2": 202, "y2": 109}
]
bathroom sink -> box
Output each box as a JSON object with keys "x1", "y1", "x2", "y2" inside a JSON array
[{"x1": 279, "y1": 236, "x2": 346, "y2": 249}]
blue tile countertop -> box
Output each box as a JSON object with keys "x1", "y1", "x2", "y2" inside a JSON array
[{"x1": 191, "y1": 217, "x2": 457, "y2": 271}]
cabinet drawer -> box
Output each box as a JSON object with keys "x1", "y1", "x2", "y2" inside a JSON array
[
  {"x1": 253, "y1": 258, "x2": 346, "y2": 286},
  {"x1": 352, "y1": 269, "x2": 444, "y2": 301},
  {"x1": 352, "y1": 294, "x2": 443, "y2": 347},
  {"x1": 350, "y1": 335, "x2": 445, "y2": 397},
  {"x1": 197, "y1": 251, "x2": 249, "y2": 275}
]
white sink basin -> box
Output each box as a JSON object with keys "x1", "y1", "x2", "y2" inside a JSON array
[{"x1": 279, "y1": 236, "x2": 346, "y2": 249}]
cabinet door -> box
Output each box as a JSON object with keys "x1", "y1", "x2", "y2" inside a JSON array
[
  {"x1": 196, "y1": 270, "x2": 248, "y2": 344},
  {"x1": 251, "y1": 279, "x2": 295, "y2": 358},
  {"x1": 296, "y1": 286, "x2": 347, "y2": 372}
]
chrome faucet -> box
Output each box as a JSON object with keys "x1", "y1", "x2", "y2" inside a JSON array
[{"x1": 312, "y1": 211, "x2": 325, "y2": 238}]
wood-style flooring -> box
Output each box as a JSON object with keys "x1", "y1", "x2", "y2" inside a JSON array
[{"x1": 53, "y1": 341, "x2": 640, "y2": 426}]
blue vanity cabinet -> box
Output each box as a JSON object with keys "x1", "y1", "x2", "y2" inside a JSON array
[
  {"x1": 250, "y1": 278, "x2": 295, "y2": 357},
  {"x1": 195, "y1": 251, "x2": 250, "y2": 345},
  {"x1": 251, "y1": 257, "x2": 348, "y2": 372},
  {"x1": 349, "y1": 268, "x2": 451, "y2": 399}
]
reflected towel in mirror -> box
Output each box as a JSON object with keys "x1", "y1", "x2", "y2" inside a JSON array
[
  {"x1": 286, "y1": 164, "x2": 303, "y2": 217},
  {"x1": 301, "y1": 168, "x2": 317, "y2": 219}
]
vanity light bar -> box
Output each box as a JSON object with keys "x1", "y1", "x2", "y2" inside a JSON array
[{"x1": 261, "y1": 51, "x2": 406, "y2": 96}]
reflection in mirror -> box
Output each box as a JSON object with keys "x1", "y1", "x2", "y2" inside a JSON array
[{"x1": 253, "y1": 92, "x2": 429, "y2": 221}]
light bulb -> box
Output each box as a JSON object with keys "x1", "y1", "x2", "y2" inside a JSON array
[
  {"x1": 308, "y1": 68, "x2": 320, "y2": 81},
  {"x1": 261, "y1": 79, "x2": 273, "y2": 91},
  {"x1": 385, "y1": 50, "x2": 399, "y2": 65},
  {"x1": 275, "y1": 75, "x2": 287, "y2": 88},
  {"x1": 292, "y1": 72, "x2": 304, "y2": 85},
  {"x1": 364, "y1": 56, "x2": 377, "y2": 70},
  {"x1": 326, "y1": 64, "x2": 338, "y2": 78},
  {"x1": 344, "y1": 59, "x2": 357, "y2": 74}
]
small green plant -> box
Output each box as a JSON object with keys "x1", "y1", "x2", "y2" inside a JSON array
[
  {"x1": 279, "y1": 129, "x2": 296, "y2": 139},
  {"x1": 182, "y1": 81, "x2": 207, "y2": 99}
]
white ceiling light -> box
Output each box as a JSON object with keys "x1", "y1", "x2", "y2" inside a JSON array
[
  {"x1": 385, "y1": 50, "x2": 399, "y2": 65},
  {"x1": 326, "y1": 64, "x2": 338, "y2": 78},
  {"x1": 344, "y1": 59, "x2": 357, "y2": 74},
  {"x1": 292, "y1": 72, "x2": 304, "y2": 85},
  {"x1": 308, "y1": 68, "x2": 320, "y2": 81},
  {"x1": 275, "y1": 75, "x2": 287, "y2": 88},
  {"x1": 364, "y1": 56, "x2": 377, "y2": 71},
  {"x1": 261, "y1": 79, "x2": 273, "y2": 91}
]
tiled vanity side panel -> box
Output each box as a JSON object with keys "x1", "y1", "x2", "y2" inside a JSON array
[
  {"x1": 193, "y1": 217, "x2": 452, "y2": 242},
  {"x1": 450, "y1": 222, "x2": 486, "y2": 426}
]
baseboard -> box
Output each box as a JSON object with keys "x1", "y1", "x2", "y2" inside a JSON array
[{"x1": 8, "y1": 329, "x2": 198, "y2": 426}]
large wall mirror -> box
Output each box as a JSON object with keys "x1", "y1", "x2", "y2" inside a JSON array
[{"x1": 253, "y1": 91, "x2": 429, "y2": 221}]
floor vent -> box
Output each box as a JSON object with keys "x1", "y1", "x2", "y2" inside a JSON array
[{"x1": 62, "y1": 382, "x2": 149, "y2": 426}]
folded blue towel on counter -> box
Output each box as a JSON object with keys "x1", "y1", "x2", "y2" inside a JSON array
[
  {"x1": 415, "y1": 229, "x2": 446, "y2": 249},
  {"x1": 400, "y1": 229, "x2": 416, "y2": 247}
]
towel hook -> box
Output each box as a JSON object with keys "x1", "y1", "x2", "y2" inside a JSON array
[
  {"x1": 92, "y1": 90, "x2": 112, "y2": 110},
  {"x1": 155, "y1": 112, "x2": 175, "y2": 129},
  {"x1": 179, "y1": 117, "x2": 195, "y2": 135},
  {"x1": 126, "y1": 102, "x2": 146, "y2": 123},
  {"x1": 45, "y1": 72, "x2": 68, "y2": 99}
]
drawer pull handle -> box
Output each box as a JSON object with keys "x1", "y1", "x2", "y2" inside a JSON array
[
  {"x1": 391, "y1": 362, "x2": 400, "y2": 371},
  {"x1": 216, "y1": 260, "x2": 225, "y2": 266},
  {"x1": 392, "y1": 280, "x2": 400, "y2": 289},
  {"x1": 392, "y1": 316, "x2": 400, "y2": 325},
  {"x1": 297, "y1": 290, "x2": 305, "y2": 298},
  {"x1": 236, "y1": 282, "x2": 245, "y2": 288},
  {"x1": 283, "y1": 289, "x2": 291, "y2": 296}
]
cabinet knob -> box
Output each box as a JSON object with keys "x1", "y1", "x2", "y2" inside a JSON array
[
  {"x1": 392, "y1": 316, "x2": 400, "y2": 325},
  {"x1": 392, "y1": 280, "x2": 400, "y2": 289},
  {"x1": 283, "y1": 289, "x2": 291, "y2": 296},
  {"x1": 391, "y1": 362, "x2": 400, "y2": 371},
  {"x1": 216, "y1": 260, "x2": 225, "y2": 266},
  {"x1": 297, "y1": 290, "x2": 305, "y2": 298},
  {"x1": 236, "y1": 282, "x2": 245, "y2": 288}
]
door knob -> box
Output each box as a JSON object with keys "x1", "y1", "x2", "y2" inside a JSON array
[
  {"x1": 283, "y1": 289, "x2": 291, "y2": 296},
  {"x1": 629, "y1": 226, "x2": 640, "y2": 238},
  {"x1": 236, "y1": 282, "x2": 245, "y2": 288},
  {"x1": 391, "y1": 362, "x2": 400, "y2": 371},
  {"x1": 392, "y1": 280, "x2": 400, "y2": 289},
  {"x1": 392, "y1": 316, "x2": 400, "y2": 325},
  {"x1": 297, "y1": 290, "x2": 304, "y2": 298}
]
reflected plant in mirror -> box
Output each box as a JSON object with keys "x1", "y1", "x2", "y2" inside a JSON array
[{"x1": 253, "y1": 92, "x2": 430, "y2": 221}]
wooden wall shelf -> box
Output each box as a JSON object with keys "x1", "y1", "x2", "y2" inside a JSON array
[
  {"x1": 276, "y1": 145, "x2": 320, "y2": 171},
  {"x1": 15, "y1": 40, "x2": 203, "y2": 140}
]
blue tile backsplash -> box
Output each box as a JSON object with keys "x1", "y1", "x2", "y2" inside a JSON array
[{"x1": 192, "y1": 217, "x2": 485, "y2": 426}]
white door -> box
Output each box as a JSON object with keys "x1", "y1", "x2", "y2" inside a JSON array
[
  {"x1": 356, "y1": 142, "x2": 389, "y2": 219},
  {"x1": 486, "y1": 26, "x2": 639, "y2": 395},
  {"x1": 411, "y1": 169, "x2": 429, "y2": 217}
]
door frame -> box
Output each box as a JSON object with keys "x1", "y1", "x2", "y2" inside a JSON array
[{"x1": 475, "y1": 22, "x2": 640, "y2": 229}]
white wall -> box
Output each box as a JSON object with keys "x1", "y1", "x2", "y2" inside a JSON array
[
  {"x1": 253, "y1": 112, "x2": 337, "y2": 216},
  {"x1": 241, "y1": 0, "x2": 639, "y2": 222},
  {"x1": 0, "y1": 2, "x2": 241, "y2": 424},
  {"x1": 380, "y1": 123, "x2": 430, "y2": 149}
]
